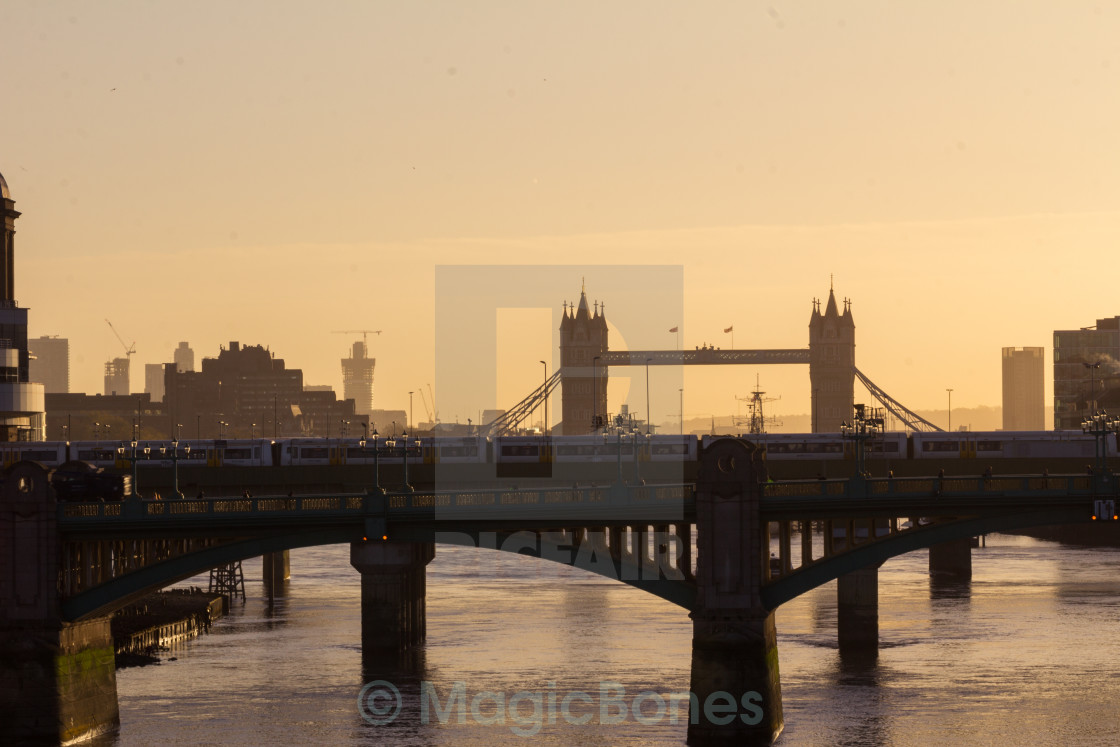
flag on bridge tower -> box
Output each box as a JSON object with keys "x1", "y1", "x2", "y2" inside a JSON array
[
  {"x1": 723, "y1": 326, "x2": 733, "y2": 334},
  {"x1": 669, "y1": 326, "x2": 678, "y2": 333}
]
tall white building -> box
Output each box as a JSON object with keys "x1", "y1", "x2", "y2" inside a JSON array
[{"x1": 0, "y1": 170, "x2": 45, "y2": 440}]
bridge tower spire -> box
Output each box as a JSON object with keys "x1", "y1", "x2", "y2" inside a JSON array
[
  {"x1": 559, "y1": 284, "x2": 608, "y2": 434},
  {"x1": 808, "y1": 285, "x2": 855, "y2": 433}
]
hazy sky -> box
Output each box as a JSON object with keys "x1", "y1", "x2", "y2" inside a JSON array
[{"x1": 3, "y1": 1, "x2": 1119, "y2": 430}]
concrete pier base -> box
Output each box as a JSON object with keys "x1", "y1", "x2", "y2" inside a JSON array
[
  {"x1": 688, "y1": 610, "x2": 783, "y2": 745},
  {"x1": 0, "y1": 461, "x2": 120, "y2": 742},
  {"x1": 837, "y1": 566, "x2": 878, "y2": 654},
  {"x1": 262, "y1": 550, "x2": 290, "y2": 596},
  {"x1": 350, "y1": 541, "x2": 435, "y2": 652},
  {"x1": 0, "y1": 618, "x2": 120, "y2": 743},
  {"x1": 689, "y1": 439, "x2": 783, "y2": 745},
  {"x1": 929, "y1": 537, "x2": 972, "y2": 580}
]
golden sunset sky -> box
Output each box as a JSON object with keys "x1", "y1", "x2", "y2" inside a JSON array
[{"x1": 3, "y1": 2, "x2": 1118, "y2": 429}]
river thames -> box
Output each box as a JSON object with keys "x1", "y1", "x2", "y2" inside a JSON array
[{"x1": 105, "y1": 533, "x2": 1120, "y2": 745}]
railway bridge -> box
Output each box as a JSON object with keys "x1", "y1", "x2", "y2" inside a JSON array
[{"x1": 3, "y1": 441, "x2": 1118, "y2": 744}]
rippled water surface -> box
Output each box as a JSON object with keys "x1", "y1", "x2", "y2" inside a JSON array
[{"x1": 107, "y1": 534, "x2": 1120, "y2": 745}]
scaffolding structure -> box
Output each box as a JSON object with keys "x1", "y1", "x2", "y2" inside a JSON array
[{"x1": 208, "y1": 561, "x2": 246, "y2": 603}]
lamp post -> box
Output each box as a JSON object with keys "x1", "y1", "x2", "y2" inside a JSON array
[
  {"x1": 604, "y1": 429, "x2": 627, "y2": 486},
  {"x1": 540, "y1": 360, "x2": 548, "y2": 435},
  {"x1": 390, "y1": 431, "x2": 419, "y2": 492},
  {"x1": 117, "y1": 440, "x2": 151, "y2": 498},
  {"x1": 1084, "y1": 361, "x2": 1102, "y2": 416},
  {"x1": 359, "y1": 428, "x2": 383, "y2": 495},
  {"x1": 1081, "y1": 410, "x2": 1120, "y2": 481},
  {"x1": 593, "y1": 356, "x2": 602, "y2": 432},
  {"x1": 946, "y1": 388, "x2": 953, "y2": 433},
  {"x1": 161, "y1": 439, "x2": 190, "y2": 498},
  {"x1": 409, "y1": 391, "x2": 414, "y2": 432},
  {"x1": 840, "y1": 404, "x2": 885, "y2": 478},
  {"x1": 679, "y1": 388, "x2": 684, "y2": 435},
  {"x1": 219, "y1": 420, "x2": 227, "y2": 439},
  {"x1": 645, "y1": 358, "x2": 653, "y2": 434},
  {"x1": 632, "y1": 428, "x2": 644, "y2": 484}
]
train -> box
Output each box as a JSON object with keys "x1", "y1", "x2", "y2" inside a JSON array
[{"x1": 2, "y1": 430, "x2": 1115, "y2": 472}]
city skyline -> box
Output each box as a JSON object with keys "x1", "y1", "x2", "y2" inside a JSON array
[{"x1": 4, "y1": 3, "x2": 1119, "y2": 429}]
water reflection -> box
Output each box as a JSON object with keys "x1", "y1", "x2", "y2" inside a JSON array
[{"x1": 108, "y1": 535, "x2": 1120, "y2": 746}]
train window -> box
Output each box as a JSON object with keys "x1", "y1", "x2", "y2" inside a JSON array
[
  {"x1": 976, "y1": 441, "x2": 1003, "y2": 452},
  {"x1": 21, "y1": 449, "x2": 59, "y2": 461},
  {"x1": 652, "y1": 443, "x2": 688, "y2": 455},
  {"x1": 299, "y1": 447, "x2": 330, "y2": 459},
  {"x1": 501, "y1": 445, "x2": 540, "y2": 456},
  {"x1": 224, "y1": 448, "x2": 254, "y2": 460},
  {"x1": 922, "y1": 441, "x2": 960, "y2": 452}
]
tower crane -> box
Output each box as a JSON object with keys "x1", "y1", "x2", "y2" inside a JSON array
[
  {"x1": 331, "y1": 330, "x2": 382, "y2": 346},
  {"x1": 105, "y1": 319, "x2": 136, "y2": 363}
]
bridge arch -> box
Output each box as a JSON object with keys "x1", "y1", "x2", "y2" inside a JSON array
[
  {"x1": 762, "y1": 506, "x2": 1089, "y2": 610},
  {"x1": 63, "y1": 524, "x2": 698, "y2": 622}
]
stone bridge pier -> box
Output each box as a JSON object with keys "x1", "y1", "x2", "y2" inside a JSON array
[
  {"x1": 689, "y1": 439, "x2": 783, "y2": 745},
  {"x1": 350, "y1": 540, "x2": 435, "y2": 653},
  {"x1": 0, "y1": 461, "x2": 119, "y2": 743}
]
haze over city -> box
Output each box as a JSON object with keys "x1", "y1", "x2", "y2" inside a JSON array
[{"x1": 4, "y1": 1, "x2": 1119, "y2": 428}]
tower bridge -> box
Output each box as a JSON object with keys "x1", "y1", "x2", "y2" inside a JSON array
[
  {"x1": 5, "y1": 447, "x2": 1119, "y2": 744},
  {"x1": 487, "y1": 282, "x2": 940, "y2": 436}
]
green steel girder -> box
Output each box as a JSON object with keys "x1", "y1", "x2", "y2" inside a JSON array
[
  {"x1": 761, "y1": 507, "x2": 1088, "y2": 610},
  {"x1": 371, "y1": 527, "x2": 696, "y2": 609},
  {"x1": 62, "y1": 527, "x2": 362, "y2": 622}
]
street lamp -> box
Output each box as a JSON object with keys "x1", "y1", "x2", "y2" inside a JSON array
[
  {"x1": 632, "y1": 427, "x2": 644, "y2": 484},
  {"x1": 946, "y1": 388, "x2": 953, "y2": 433},
  {"x1": 117, "y1": 439, "x2": 151, "y2": 498},
  {"x1": 1084, "y1": 361, "x2": 1102, "y2": 416},
  {"x1": 219, "y1": 420, "x2": 228, "y2": 439},
  {"x1": 160, "y1": 439, "x2": 190, "y2": 498},
  {"x1": 540, "y1": 360, "x2": 548, "y2": 435},
  {"x1": 1081, "y1": 410, "x2": 1120, "y2": 480},
  {"x1": 679, "y1": 388, "x2": 684, "y2": 435},
  {"x1": 409, "y1": 391, "x2": 414, "y2": 431},
  {"x1": 387, "y1": 431, "x2": 420, "y2": 492},
  {"x1": 840, "y1": 404, "x2": 885, "y2": 478},
  {"x1": 359, "y1": 427, "x2": 383, "y2": 495},
  {"x1": 645, "y1": 358, "x2": 653, "y2": 434}
]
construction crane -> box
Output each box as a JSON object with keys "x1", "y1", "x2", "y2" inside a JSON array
[
  {"x1": 331, "y1": 329, "x2": 382, "y2": 346},
  {"x1": 105, "y1": 319, "x2": 136, "y2": 363},
  {"x1": 418, "y1": 383, "x2": 439, "y2": 425}
]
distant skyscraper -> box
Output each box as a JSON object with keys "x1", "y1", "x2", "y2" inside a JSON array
[
  {"x1": 174, "y1": 341, "x2": 195, "y2": 373},
  {"x1": 29, "y1": 335, "x2": 70, "y2": 393},
  {"x1": 1053, "y1": 317, "x2": 1120, "y2": 430},
  {"x1": 0, "y1": 170, "x2": 46, "y2": 439},
  {"x1": 341, "y1": 340, "x2": 375, "y2": 417},
  {"x1": 104, "y1": 357, "x2": 130, "y2": 396},
  {"x1": 1002, "y1": 347, "x2": 1044, "y2": 431},
  {"x1": 145, "y1": 362, "x2": 166, "y2": 402}
]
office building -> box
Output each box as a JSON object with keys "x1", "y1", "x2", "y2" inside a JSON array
[
  {"x1": 1002, "y1": 347, "x2": 1044, "y2": 430},
  {"x1": 1053, "y1": 317, "x2": 1120, "y2": 430},
  {"x1": 174, "y1": 341, "x2": 194, "y2": 373},
  {"x1": 29, "y1": 335, "x2": 69, "y2": 393}
]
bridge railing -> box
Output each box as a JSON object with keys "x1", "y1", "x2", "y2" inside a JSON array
[
  {"x1": 58, "y1": 483, "x2": 697, "y2": 524},
  {"x1": 762, "y1": 474, "x2": 1107, "y2": 499}
]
